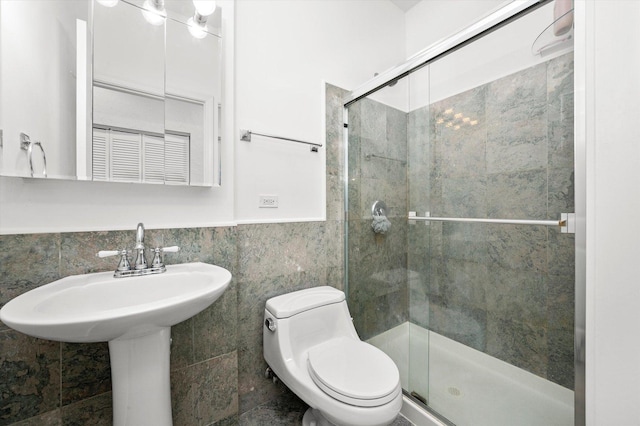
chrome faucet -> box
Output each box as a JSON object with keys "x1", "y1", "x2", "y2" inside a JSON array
[
  {"x1": 134, "y1": 222, "x2": 147, "y2": 270},
  {"x1": 97, "y1": 222, "x2": 180, "y2": 278}
]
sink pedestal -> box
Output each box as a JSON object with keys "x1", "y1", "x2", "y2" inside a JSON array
[{"x1": 109, "y1": 327, "x2": 173, "y2": 426}]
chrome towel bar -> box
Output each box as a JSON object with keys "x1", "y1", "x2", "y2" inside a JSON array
[{"x1": 240, "y1": 129, "x2": 322, "y2": 152}]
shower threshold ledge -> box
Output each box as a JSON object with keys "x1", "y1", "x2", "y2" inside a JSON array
[{"x1": 401, "y1": 394, "x2": 450, "y2": 426}]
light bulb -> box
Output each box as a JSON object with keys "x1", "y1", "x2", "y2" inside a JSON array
[
  {"x1": 141, "y1": 0, "x2": 166, "y2": 26},
  {"x1": 97, "y1": 0, "x2": 119, "y2": 7},
  {"x1": 188, "y1": 17, "x2": 207, "y2": 39},
  {"x1": 192, "y1": 0, "x2": 216, "y2": 16}
]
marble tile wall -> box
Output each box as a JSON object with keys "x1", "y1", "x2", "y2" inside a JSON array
[
  {"x1": 0, "y1": 84, "x2": 346, "y2": 426},
  {"x1": 236, "y1": 221, "x2": 342, "y2": 414},
  {"x1": 407, "y1": 52, "x2": 575, "y2": 389}
]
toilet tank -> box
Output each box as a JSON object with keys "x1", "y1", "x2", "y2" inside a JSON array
[
  {"x1": 265, "y1": 286, "x2": 346, "y2": 319},
  {"x1": 264, "y1": 287, "x2": 359, "y2": 363}
]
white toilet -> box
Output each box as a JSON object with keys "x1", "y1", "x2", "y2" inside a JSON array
[{"x1": 263, "y1": 286, "x2": 403, "y2": 426}]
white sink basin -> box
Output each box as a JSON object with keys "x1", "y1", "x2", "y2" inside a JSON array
[
  {"x1": 0, "y1": 261, "x2": 231, "y2": 426},
  {"x1": 0, "y1": 261, "x2": 231, "y2": 342}
]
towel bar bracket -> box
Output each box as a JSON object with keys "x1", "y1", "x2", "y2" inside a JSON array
[{"x1": 561, "y1": 213, "x2": 576, "y2": 234}]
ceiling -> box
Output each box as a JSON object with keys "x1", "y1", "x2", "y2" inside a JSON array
[{"x1": 389, "y1": 0, "x2": 421, "y2": 12}]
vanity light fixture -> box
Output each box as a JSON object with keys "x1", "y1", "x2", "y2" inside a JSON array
[
  {"x1": 193, "y1": 0, "x2": 216, "y2": 17},
  {"x1": 187, "y1": 15, "x2": 208, "y2": 39},
  {"x1": 188, "y1": 0, "x2": 216, "y2": 39},
  {"x1": 141, "y1": 0, "x2": 166, "y2": 26},
  {"x1": 97, "y1": 0, "x2": 119, "y2": 7}
]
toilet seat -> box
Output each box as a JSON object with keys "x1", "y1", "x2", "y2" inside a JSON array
[{"x1": 307, "y1": 337, "x2": 400, "y2": 408}]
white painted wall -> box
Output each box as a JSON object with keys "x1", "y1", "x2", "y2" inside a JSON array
[
  {"x1": 234, "y1": 0, "x2": 405, "y2": 223},
  {"x1": 405, "y1": 1, "x2": 573, "y2": 109},
  {"x1": 578, "y1": 1, "x2": 640, "y2": 424},
  {"x1": 405, "y1": 0, "x2": 504, "y2": 59}
]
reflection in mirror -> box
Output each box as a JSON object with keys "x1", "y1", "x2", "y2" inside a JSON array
[
  {"x1": 92, "y1": 0, "x2": 222, "y2": 186},
  {"x1": 92, "y1": 0, "x2": 166, "y2": 183},
  {"x1": 165, "y1": 15, "x2": 222, "y2": 186},
  {"x1": 0, "y1": 0, "x2": 222, "y2": 187},
  {"x1": 0, "y1": 0, "x2": 89, "y2": 179}
]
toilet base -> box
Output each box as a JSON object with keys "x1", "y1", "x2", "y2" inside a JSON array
[{"x1": 302, "y1": 407, "x2": 336, "y2": 426}]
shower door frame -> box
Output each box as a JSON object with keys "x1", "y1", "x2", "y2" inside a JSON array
[{"x1": 341, "y1": 0, "x2": 585, "y2": 424}]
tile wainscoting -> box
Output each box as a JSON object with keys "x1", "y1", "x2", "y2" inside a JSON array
[{"x1": 0, "y1": 220, "x2": 343, "y2": 425}]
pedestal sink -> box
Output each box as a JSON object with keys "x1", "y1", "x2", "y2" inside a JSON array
[{"x1": 0, "y1": 262, "x2": 231, "y2": 426}]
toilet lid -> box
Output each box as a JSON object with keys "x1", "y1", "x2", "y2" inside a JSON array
[{"x1": 307, "y1": 337, "x2": 400, "y2": 407}]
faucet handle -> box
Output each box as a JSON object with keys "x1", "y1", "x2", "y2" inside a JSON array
[
  {"x1": 151, "y1": 246, "x2": 180, "y2": 268},
  {"x1": 97, "y1": 249, "x2": 131, "y2": 272},
  {"x1": 97, "y1": 250, "x2": 121, "y2": 258}
]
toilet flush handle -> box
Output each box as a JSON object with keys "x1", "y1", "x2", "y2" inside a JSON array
[{"x1": 265, "y1": 317, "x2": 276, "y2": 332}]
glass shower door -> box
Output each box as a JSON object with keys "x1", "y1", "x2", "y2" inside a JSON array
[
  {"x1": 345, "y1": 76, "x2": 416, "y2": 399},
  {"x1": 405, "y1": 2, "x2": 575, "y2": 425},
  {"x1": 344, "y1": 2, "x2": 575, "y2": 425}
]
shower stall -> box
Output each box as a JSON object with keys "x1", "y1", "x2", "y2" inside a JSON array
[{"x1": 342, "y1": 1, "x2": 580, "y2": 425}]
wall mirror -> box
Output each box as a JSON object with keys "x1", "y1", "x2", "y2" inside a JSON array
[{"x1": 0, "y1": 0, "x2": 222, "y2": 187}]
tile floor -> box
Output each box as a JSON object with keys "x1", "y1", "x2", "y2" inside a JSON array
[{"x1": 238, "y1": 391, "x2": 414, "y2": 425}]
